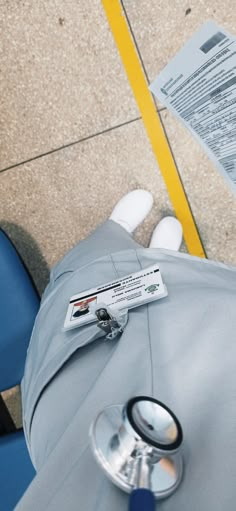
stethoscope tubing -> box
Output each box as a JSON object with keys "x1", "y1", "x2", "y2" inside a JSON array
[{"x1": 129, "y1": 488, "x2": 155, "y2": 511}]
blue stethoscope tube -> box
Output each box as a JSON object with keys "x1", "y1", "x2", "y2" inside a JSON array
[{"x1": 129, "y1": 488, "x2": 155, "y2": 511}]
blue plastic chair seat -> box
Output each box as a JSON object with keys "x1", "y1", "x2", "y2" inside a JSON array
[
  {"x1": 0, "y1": 430, "x2": 36, "y2": 510},
  {"x1": 0, "y1": 229, "x2": 39, "y2": 507},
  {"x1": 0, "y1": 230, "x2": 40, "y2": 390}
]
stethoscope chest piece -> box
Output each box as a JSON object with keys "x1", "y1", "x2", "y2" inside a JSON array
[{"x1": 90, "y1": 396, "x2": 184, "y2": 500}]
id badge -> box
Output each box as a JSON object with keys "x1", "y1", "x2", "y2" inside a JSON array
[{"x1": 64, "y1": 264, "x2": 168, "y2": 331}]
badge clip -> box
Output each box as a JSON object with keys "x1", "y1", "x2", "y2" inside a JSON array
[{"x1": 90, "y1": 303, "x2": 128, "y2": 340}]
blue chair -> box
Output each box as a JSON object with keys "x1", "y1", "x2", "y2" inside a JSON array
[{"x1": 0, "y1": 228, "x2": 40, "y2": 510}]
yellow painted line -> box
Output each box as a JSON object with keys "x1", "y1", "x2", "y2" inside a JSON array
[{"x1": 102, "y1": 0, "x2": 206, "y2": 258}]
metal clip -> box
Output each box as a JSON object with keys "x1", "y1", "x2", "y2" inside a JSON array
[{"x1": 91, "y1": 304, "x2": 128, "y2": 340}]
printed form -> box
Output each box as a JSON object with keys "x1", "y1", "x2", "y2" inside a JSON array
[{"x1": 150, "y1": 21, "x2": 236, "y2": 194}]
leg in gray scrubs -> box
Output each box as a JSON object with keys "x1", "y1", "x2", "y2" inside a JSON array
[
  {"x1": 18, "y1": 220, "x2": 236, "y2": 511},
  {"x1": 31, "y1": 220, "x2": 142, "y2": 465}
]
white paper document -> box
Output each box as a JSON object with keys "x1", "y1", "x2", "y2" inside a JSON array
[{"x1": 150, "y1": 21, "x2": 236, "y2": 194}]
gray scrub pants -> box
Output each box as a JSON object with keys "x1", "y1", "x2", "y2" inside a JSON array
[
  {"x1": 31, "y1": 221, "x2": 141, "y2": 464},
  {"x1": 18, "y1": 220, "x2": 236, "y2": 511}
]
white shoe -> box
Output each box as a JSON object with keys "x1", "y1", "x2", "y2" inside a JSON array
[
  {"x1": 109, "y1": 190, "x2": 153, "y2": 233},
  {"x1": 149, "y1": 216, "x2": 183, "y2": 251}
]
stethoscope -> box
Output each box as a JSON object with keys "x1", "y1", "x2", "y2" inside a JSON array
[{"x1": 90, "y1": 395, "x2": 184, "y2": 510}]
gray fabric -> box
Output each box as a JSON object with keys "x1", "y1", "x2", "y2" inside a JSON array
[{"x1": 17, "y1": 220, "x2": 236, "y2": 510}]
